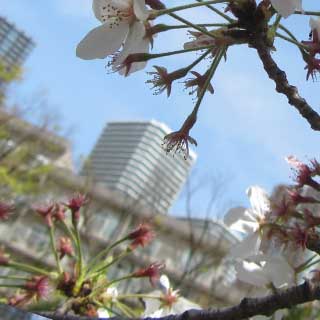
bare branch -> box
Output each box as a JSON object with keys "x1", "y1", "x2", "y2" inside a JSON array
[
  {"x1": 254, "y1": 40, "x2": 320, "y2": 131},
  {"x1": 38, "y1": 281, "x2": 320, "y2": 320}
]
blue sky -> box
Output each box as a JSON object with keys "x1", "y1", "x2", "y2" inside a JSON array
[{"x1": 2, "y1": 0, "x2": 320, "y2": 217}]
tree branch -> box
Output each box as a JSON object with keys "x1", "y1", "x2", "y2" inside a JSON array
[
  {"x1": 254, "y1": 40, "x2": 320, "y2": 131},
  {"x1": 38, "y1": 281, "x2": 320, "y2": 320},
  {"x1": 307, "y1": 237, "x2": 320, "y2": 255}
]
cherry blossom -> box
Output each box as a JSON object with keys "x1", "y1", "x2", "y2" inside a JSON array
[
  {"x1": 270, "y1": 0, "x2": 303, "y2": 18},
  {"x1": 224, "y1": 186, "x2": 272, "y2": 259},
  {"x1": 143, "y1": 275, "x2": 201, "y2": 317},
  {"x1": 76, "y1": 0, "x2": 150, "y2": 75},
  {"x1": 235, "y1": 255, "x2": 295, "y2": 288}
]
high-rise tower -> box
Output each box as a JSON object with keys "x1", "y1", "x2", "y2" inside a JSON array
[
  {"x1": 82, "y1": 120, "x2": 197, "y2": 214},
  {"x1": 0, "y1": 16, "x2": 35, "y2": 68}
]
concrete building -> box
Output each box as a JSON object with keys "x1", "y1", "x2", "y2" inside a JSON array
[
  {"x1": 0, "y1": 16, "x2": 35, "y2": 69},
  {"x1": 82, "y1": 121, "x2": 197, "y2": 214}
]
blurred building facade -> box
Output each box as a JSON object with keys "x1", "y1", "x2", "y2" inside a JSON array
[
  {"x1": 81, "y1": 121, "x2": 197, "y2": 214},
  {"x1": 0, "y1": 16, "x2": 35, "y2": 68},
  {"x1": 0, "y1": 113, "x2": 245, "y2": 307}
]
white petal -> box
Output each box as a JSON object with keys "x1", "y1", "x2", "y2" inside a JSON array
[
  {"x1": 92, "y1": 0, "x2": 103, "y2": 21},
  {"x1": 159, "y1": 275, "x2": 170, "y2": 292},
  {"x1": 172, "y1": 298, "x2": 201, "y2": 314},
  {"x1": 270, "y1": 0, "x2": 297, "y2": 18},
  {"x1": 224, "y1": 207, "x2": 258, "y2": 233},
  {"x1": 76, "y1": 23, "x2": 128, "y2": 59},
  {"x1": 235, "y1": 261, "x2": 269, "y2": 287},
  {"x1": 229, "y1": 231, "x2": 261, "y2": 259},
  {"x1": 264, "y1": 256, "x2": 294, "y2": 287},
  {"x1": 113, "y1": 21, "x2": 149, "y2": 75},
  {"x1": 224, "y1": 207, "x2": 247, "y2": 225},
  {"x1": 143, "y1": 291, "x2": 162, "y2": 316},
  {"x1": 106, "y1": 286, "x2": 118, "y2": 300},
  {"x1": 93, "y1": 0, "x2": 131, "y2": 22},
  {"x1": 246, "y1": 186, "x2": 270, "y2": 219},
  {"x1": 275, "y1": 310, "x2": 287, "y2": 320},
  {"x1": 133, "y1": 0, "x2": 149, "y2": 21},
  {"x1": 97, "y1": 308, "x2": 110, "y2": 318},
  {"x1": 310, "y1": 17, "x2": 320, "y2": 36},
  {"x1": 227, "y1": 218, "x2": 258, "y2": 234}
]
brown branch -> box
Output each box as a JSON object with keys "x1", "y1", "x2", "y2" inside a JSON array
[
  {"x1": 254, "y1": 40, "x2": 320, "y2": 131},
  {"x1": 307, "y1": 237, "x2": 320, "y2": 255},
  {"x1": 39, "y1": 281, "x2": 320, "y2": 320}
]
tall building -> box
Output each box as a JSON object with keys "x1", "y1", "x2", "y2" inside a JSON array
[
  {"x1": 82, "y1": 120, "x2": 197, "y2": 214},
  {"x1": 0, "y1": 16, "x2": 35, "y2": 68}
]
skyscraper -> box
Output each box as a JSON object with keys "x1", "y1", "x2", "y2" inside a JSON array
[
  {"x1": 82, "y1": 120, "x2": 197, "y2": 214},
  {"x1": 0, "y1": 16, "x2": 35, "y2": 68}
]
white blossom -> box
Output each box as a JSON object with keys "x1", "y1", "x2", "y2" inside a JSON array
[
  {"x1": 224, "y1": 186, "x2": 271, "y2": 259},
  {"x1": 143, "y1": 275, "x2": 201, "y2": 317},
  {"x1": 235, "y1": 255, "x2": 295, "y2": 288},
  {"x1": 236, "y1": 255, "x2": 295, "y2": 320},
  {"x1": 76, "y1": 0, "x2": 150, "y2": 75},
  {"x1": 97, "y1": 287, "x2": 118, "y2": 318},
  {"x1": 270, "y1": 0, "x2": 303, "y2": 18},
  {"x1": 310, "y1": 17, "x2": 320, "y2": 37}
]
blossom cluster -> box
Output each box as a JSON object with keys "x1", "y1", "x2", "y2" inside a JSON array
[
  {"x1": 224, "y1": 156, "x2": 320, "y2": 319},
  {"x1": 76, "y1": 0, "x2": 320, "y2": 159},
  {"x1": 0, "y1": 194, "x2": 199, "y2": 317}
]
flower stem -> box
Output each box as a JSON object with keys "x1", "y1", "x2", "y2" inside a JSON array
[
  {"x1": 195, "y1": 0, "x2": 234, "y2": 22},
  {"x1": 147, "y1": 45, "x2": 216, "y2": 60},
  {"x1": 88, "y1": 249, "x2": 132, "y2": 278},
  {"x1": 294, "y1": 10, "x2": 320, "y2": 16},
  {"x1": 8, "y1": 261, "x2": 52, "y2": 277},
  {"x1": 85, "y1": 236, "x2": 129, "y2": 274},
  {"x1": 192, "y1": 46, "x2": 227, "y2": 115},
  {"x1": 0, "y1": 275, "x2": 29, "y2": 281},
  {"x1": 185, "y1": 49, "x2": 212, "y2": 72},
  {"x1": 169, "y1": 13, "x2": 217, "y2": 38},
  {"x1": 60, "y1": 220, "x2": 77, "y2": 245},
  {"x1": 278, "y1": 24, "x2": 298, "y2": 42},
  {"x1": 154, "y1": 0, "x2": 227, "y2": 17},
  {"x1": 0, "y1": 284, "x2": 23, "y2": 289},
  {"x1": 49, "y1": 226, "x2": 63, "y2": 275},
  {"x1": 298, "y1": 258, "x2": 320, "y2": 273},
  {"x1": 74, "y1": 225, "x2": 83, "y2": 278},
  {"x1": 276, "y1": 32, "x2": 309, "y2": 50},
  {"x1": 106, "y1": 275, "x2": 133, "y2": 287},
  {"x1": 93, "y1": 300, "x2": 122, "y2": 317},
  {"x1": 117, "y1": 293, "x2": 160, "y2": 300},
  {"x1": 115, "y1": 300, "x2": 136, "y2": 317},
  {"x1": 153, "y1": 22, "x2": 229, "y2": 33}
]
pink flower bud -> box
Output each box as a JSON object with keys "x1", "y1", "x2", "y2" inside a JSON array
[
  {"x1": 133, "y1": 262, "x2": 165, "y2": 286},
  {"x1": 25, "y1": 276, "x2": 50, "y2": 301},
  {"x1": 128, "y1": 223, "x2": 155, "y2": 249},
  {"x1": 0, "y1": 202, "x2": 14, "y2": 220},
  {"x1": 34, "y1": 203, "x2": 55, "y2": 227},
  {"x1": 65, "y1": 193, "x2": 88, "y2": 226},
  {"x1": 58, "y1": 237, "x2": 74, "y2": 259}
]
